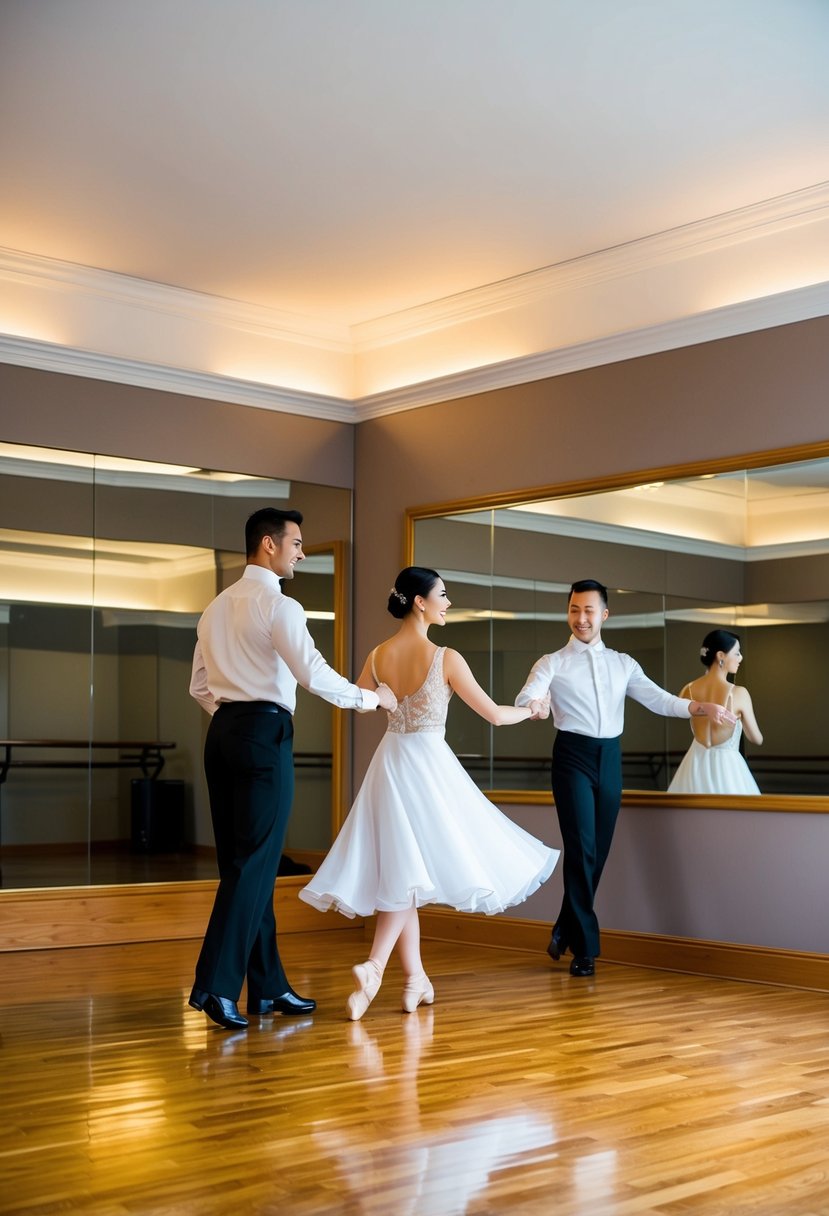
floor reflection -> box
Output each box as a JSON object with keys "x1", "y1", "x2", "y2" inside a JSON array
[{"x1": 313, "y1": 1011, "x2": 556, "y2": 1215}]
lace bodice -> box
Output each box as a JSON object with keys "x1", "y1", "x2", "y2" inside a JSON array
[{"x1": 372, "y1": 646, "x2": 452, "y2": 734}]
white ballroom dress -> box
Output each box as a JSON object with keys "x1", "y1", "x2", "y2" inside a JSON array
[
  {"x1": 667, "y1": 720, "x2": 761, "y2": 795},
  {"x1": 299, "y1": 647, "x2": 559, "y2": 918}
]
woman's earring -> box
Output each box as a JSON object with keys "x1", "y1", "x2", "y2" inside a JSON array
[{"x1": 719, "y1": 659, "x2": 724, "y2": 669}]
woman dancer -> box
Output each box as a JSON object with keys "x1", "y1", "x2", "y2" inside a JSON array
[
  {"x1": 300, "y1": 567, "x2": 559, "y2": 1019},
  {"x1": 667, "y1": 629, "x2": 763, "y2": 795}
]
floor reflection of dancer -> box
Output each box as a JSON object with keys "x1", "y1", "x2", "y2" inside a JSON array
[
  {"x1": 314, "y1": 1013, "x2": 555, "y2": 1216},
  {"x1": 668, "y1": 629, "x2": 763, "y2": 795},
  {"x1": 300, "y1": 567, "x2": 559, "y2": 1020}
]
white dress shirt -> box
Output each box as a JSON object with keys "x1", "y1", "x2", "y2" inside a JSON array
[
  {"x1": 189, "y1": 564, "x2": 378, "y2": 715},
  {"x1": 515, "y1": 636, "x2": 692, "y2": 738}
]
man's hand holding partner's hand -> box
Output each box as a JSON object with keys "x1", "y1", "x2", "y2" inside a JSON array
[{"x1": 376, "y1": 683, "x2": 398, "y2": 712}]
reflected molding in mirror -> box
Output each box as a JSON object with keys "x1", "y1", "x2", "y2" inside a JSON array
[{"x1": 406, "y1": 441, "x2": 829, "y2": 813}]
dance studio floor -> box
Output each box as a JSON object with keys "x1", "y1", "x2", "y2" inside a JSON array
[{"x1": 1, "y1": 930, "x2": 828, "y2": 1215}]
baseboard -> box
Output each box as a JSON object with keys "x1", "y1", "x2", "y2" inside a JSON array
[
  {"x1": 3, "y1": 886, "x2": 825, "y2": 992},
  {"x1": 417, "y1": 908, "x2": 829, "y2": 993},
  {"x1": 0, "y1": 877, "x2": 359, "y2": 951}
]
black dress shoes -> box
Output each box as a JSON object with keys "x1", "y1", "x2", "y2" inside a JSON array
[
  {"x1": 247, "y1": 990, "x2": 317, "y2": 1016},
  {"x1": 546, "y1": 925, "x2": 568, "y2": 962},
  {"x1": 189, "y1": 988, "x2": 249, "y2": 1030},
  {"x1": 569, "y1": 956, "x2": 595, "y2": 977}
]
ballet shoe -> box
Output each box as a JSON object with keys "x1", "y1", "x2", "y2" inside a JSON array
[
  {"x1": 401, "y1": 973, "x2": 435, "y2": 1013},
  {"x1": 346, "y1": 959, "x2": 383, "y2": 1021}
]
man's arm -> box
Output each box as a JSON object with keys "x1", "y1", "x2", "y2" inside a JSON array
[
  {"x1": 272, "y1": 598, "x2": 387, "y2": 711},
  {"x1": 627, "y1": 662, "x2": 736, "y2": 725},
  {"x1": 514, "y1": 653, "x2": 555, "y2": 709},
  {"x1": 189, "y1": 640, "x2": 218, "y2": 716}
]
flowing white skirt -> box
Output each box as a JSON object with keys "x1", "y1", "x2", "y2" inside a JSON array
[
  {"x1": 667, "y1": 738, "x2": 761, "y2": 795},
  {"x1": 299, "y1": 730, "x2": 559, "y2": 918}
]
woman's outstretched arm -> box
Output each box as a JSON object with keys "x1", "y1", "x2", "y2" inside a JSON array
[{"x1": 444, "y1": 649, "x2": 533, "y2": 726}]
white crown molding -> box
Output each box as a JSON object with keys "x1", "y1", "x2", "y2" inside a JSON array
[
  {"x1": 353, "y1": 280, "x2": 829, "y2": 419},
  {"x1": 0, "y1": 335, "x2": 358, "y2": 423},
  {"x1": 351, "y1": 181, "x2": 829, "y2": 350},
  {"x1": 2, "y1": 278, "x2": 828, "y2": 425}
]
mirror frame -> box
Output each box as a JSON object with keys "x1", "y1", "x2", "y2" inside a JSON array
[
  {"x1": 284, "y1": 539, "x2": 350, "y2": 845},
  {"x1": 406, "y1": 440, "x2": 829, "y2": 815}
]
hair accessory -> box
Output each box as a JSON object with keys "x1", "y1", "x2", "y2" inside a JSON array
[
  {"x1": 699, "y1": 646, "x2": 709, "y2": 657},
  {"x1": 390, "y1": 587, "x2": 407, "y2": 605}
]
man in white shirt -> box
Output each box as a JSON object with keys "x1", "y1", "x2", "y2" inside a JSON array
[
  {"x1": 516, "y1": 579, "x2": 734, "y2": 979},
  {"x1": 188, "y1": 507, "x2": 396, "y2": 1030}
]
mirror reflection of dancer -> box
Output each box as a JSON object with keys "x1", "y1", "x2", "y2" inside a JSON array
[
  {"x1": 300, "y1": 567, "x2": 559, "y2": 1020},
  {"x1": 667, "y1": 629, "x2": 763, "y2": 795},
  {"x1": 515, "y1": 579, "x2": 736, "y2": 979}
]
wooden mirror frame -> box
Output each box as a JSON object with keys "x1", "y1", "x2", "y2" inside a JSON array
[{"x1": 405, "y1": 440, "x2": 829, "y2": 816}]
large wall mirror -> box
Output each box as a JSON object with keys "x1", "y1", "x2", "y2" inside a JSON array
[
  {"x1": 0, "y1": 441, "x2": 351, "y2": 889},
  {"x1": 409, "y1": 448, "x2": 829, "y2": 807}
]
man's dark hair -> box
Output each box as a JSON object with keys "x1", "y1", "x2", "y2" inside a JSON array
[
  {"x1": 245, "y1": 508, "x2": 303, "y2": 558},
  {"x1": 568, "y1": 578, "x2": 609, "y2": 608}
]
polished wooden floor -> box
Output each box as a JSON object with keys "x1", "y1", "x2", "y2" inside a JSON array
[{"x1": 2, "y1": 932, "x2": 829, "y2": 1216}]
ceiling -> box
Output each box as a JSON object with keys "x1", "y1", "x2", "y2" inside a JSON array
[{"x1": 1, "y1": 0, "x2": 828, "y2": 407}]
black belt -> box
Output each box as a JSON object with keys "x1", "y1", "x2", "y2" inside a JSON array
[{"x1": 215, "y1": 701, "x2": 290, "y2": 715}]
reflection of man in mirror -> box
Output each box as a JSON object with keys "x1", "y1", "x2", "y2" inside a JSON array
[
  {"x1": 187, "y1": 507, "x2": 396, "y2": 1031},
  {"x1": 515, "y1": 579, "x2": 735, "y2": 979}
]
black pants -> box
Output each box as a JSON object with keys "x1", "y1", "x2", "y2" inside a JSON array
[
  {"x1": 193, "y1": 701, "x2": 295, "y2": 1001},
  {"x1": 551, "y1": 731, "x2": 622, "y2": 958}
]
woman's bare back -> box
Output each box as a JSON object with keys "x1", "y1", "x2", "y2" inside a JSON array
[{"x1": 369, "y1": 636, "x2": 440, "y2": 700}]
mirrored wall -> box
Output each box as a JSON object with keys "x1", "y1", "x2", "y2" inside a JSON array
[
  {"x1": 0, "y1": 442, "x2": 351, "y2": 888},
  {"x1": 411, "y1": 455, "x2": 829, "y2": 801}
]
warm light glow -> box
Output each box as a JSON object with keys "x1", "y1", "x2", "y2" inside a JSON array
[
  {"x1": 0, "y1": 442, "x2": 94, "y2": 468},
  {"x1": 0, "y1": 318, "x2": 66, "y2": 343},
  {"x1": 0, "y1": 528, "x2": 215, "y2": 612}
]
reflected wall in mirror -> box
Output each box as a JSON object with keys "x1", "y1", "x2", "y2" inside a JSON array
[
  {"x1": 410, "y1": 453, "x2": 829, "y2": 801},
  {"x1": 0, "y1": 442, "x2": 351, "y2": 889}
]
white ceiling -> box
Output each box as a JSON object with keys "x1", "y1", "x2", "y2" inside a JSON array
[{"x1": 1, "y1": 0, "x2": 828, "y2": 406}]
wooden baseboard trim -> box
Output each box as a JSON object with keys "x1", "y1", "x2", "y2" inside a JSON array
[
  {"x1": 0, "y1": 877, "x2": 359, "y2": 951},
  {"x1": 417, "y1": 908, "x2": 829, "y2": 993}
]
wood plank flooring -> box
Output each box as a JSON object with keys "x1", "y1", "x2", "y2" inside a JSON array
[{"x1": 2, "y1": 932, "x2": 829, "y2": 1215}]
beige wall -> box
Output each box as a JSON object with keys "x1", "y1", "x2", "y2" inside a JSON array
[
  {"x1": 350, "y1": 317, "x2": 829, "y2": 955},
  {"x1": 352, "y1": 316, "x2": 829, "y2": 776},
  {"x1": 0, "y1": 364, "x2": 354, "y2": 488}
]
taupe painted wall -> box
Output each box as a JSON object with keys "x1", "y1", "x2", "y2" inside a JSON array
[
  {"x1": 352, "y1": 316, "x2": 829, "y2": 772},
  {"x1": 0, "y1": 364, "x2": 354, "y2": 489},
  {"x1": 352, "y1": 318, "x2": 829, "y2": 955}
]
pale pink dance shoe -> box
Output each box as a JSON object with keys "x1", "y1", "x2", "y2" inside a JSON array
[
  {"x1": 401, "y1": 973, "x2": 435, "y2": 1013},
  {"x1": 346, "y1": 959, "x2": 383, "y2": 1021}
]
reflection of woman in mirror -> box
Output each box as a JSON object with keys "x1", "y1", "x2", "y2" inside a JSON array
[
  {"x1": 300, "y1": 566, "x2": 559, "y2": 1020},
  {"x1": 668, "y1": 629, "x2": 763, "y2": 795}
]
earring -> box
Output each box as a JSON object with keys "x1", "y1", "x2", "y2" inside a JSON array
[{"x1": 718, "y1": 659, "x2": 724, "y2": 669}]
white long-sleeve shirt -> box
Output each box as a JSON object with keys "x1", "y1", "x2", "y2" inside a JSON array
[
  {"x1": 515, "y1": 635, "x2": 692, "y2": 738},
  {"x1": 189, "y1": 564, "x2": 378, "y2": 716}
]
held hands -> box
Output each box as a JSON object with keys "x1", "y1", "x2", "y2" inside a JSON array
[
  {"x1": 694, "y1": 700, "x2": 737, "y2": 726},
  {"x1": 528, "y1": 696, "x2": 551, "y2": 721},
  {"x1": 375, "y1": 683, "x2": 398, "y2": 713}
]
